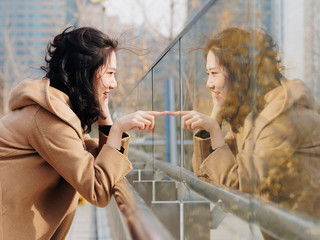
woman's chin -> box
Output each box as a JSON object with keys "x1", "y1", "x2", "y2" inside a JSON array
[{"x1": 212, "y1": 97, "x2": 224, "y2": 107}]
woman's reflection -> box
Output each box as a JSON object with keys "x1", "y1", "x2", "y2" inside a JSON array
[{"x1": 170, "y1": 27, "x2": 320, "y2": 219}]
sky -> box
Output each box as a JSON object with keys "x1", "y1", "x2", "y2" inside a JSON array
[{"x1": 102, "y1": 0, "x2": 188, "y2": 38}]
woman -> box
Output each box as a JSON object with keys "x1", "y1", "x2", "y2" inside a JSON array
[
  {"x1": 170, "y1": 28, "x2": 320, "y2": 220},
  {"x1": 0, "y1": 26, "x2": 163, "y2": 239}
]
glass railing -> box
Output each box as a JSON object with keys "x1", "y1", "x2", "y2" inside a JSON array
[{"x1": 118, "y1": 0, "x2": 320, "y2": 239}]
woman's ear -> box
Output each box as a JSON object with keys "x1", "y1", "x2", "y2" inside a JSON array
[{"x1": 94, "y1": 68, "x2": 101, "y2": 79}]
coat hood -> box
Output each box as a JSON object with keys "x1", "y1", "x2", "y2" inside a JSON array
[
  {"x1": 238, "y1": 79, "x2": 317, "y2": 147},
  {"x1": 9, "y1": 78, "x2": 82, "y2": 135},
  {"x1": 262, "y1": 79, "x2": 316, "y2": 121},
  {"x1": 251, "y1": 79, "x2": 316, "y2": 139}
]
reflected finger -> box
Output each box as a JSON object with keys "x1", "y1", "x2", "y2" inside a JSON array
[{"x1": 167, "y1": 111, "x2": 190, "y2": 116}]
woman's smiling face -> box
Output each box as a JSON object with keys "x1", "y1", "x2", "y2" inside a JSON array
[
  {"x1": 94, "y1": 50, "x2": 117, "y2": 107},
  {"x1": 206, "y1": 50, "x2": 231, "y2": 106}
]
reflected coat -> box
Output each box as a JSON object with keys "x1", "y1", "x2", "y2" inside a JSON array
[
  {"x1": 192, "y1": 79, "x2": 320, "y2": 218},
  {"x1": 0, "y1": 78, "x2": 132, "y2": 240}
]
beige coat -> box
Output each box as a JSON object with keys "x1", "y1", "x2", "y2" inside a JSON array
[
  {"x1": 0, "y1": 78, "x2": 132, "y2": 240},
  {"x1": 193, "y1": 79, "x2": 320, "y2": 218}
]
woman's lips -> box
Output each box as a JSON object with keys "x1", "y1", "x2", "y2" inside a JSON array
[
  {"x1": 212, "y1": 91, "x2": 221, "y2": 98},
  {"x1": 103, "y1": 91, "x2": 110, "y2": 99}
]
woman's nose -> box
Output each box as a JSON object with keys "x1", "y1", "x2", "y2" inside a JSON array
[
  {"x1": 110, "y1": 77, "x2": 117, "y2": 89},
  {"x1": 206, "y1": 76, "x2": 214, "y2": 89}
]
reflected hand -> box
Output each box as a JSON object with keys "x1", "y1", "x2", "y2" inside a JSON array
[
  {"x1": 211, "y1": 100, "x2": 223, "y2": 125},
  {"x1": 168, "y1": 110, "x2": 219, "y2": 132},
  {"x1": 168, "y1": 110, "x2": 224, "y2": 149}
]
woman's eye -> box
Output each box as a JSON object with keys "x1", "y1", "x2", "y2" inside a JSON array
[{"x1": 206, "y1": 72, "x2": 218, "y2": 75}]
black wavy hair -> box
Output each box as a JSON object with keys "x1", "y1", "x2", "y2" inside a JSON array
[{"x1": 41, "y1": 26, "x2": 118, "y2": 133}]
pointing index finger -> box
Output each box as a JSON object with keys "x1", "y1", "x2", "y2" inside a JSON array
[
  {"x1": 144, "y1": 111, "x2": 168, "y2": 117},
  {"x1": 167, "y1": 111, "x2": 190, "y2": 116}
]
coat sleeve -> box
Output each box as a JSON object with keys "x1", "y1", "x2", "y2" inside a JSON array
[
  {"x1": 98, "y1": 126, "x2": 130, "y2": 157},
  {"x1": 83, "y1": 127, "x2": 130, "y2": 158},
  {"x1": 192, "y1": 130, "x2": 238, "y2": 188},
  {"x1": 28, "y1": 108, "x2": 133, "y2": 207},
  {"x1": 83, "y1": 134, "x2": 99, "y2": 157},
  {"x1": 192, "y1": 111, "x2": 303, "y2": 194}
]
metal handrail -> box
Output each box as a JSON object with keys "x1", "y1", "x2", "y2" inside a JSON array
[
  {"x1": 112, "y1": 178, "x2": 175, "y2": 240},
  {"x1": 129, "y1": 148, "x2": 320, "y2": 240}
]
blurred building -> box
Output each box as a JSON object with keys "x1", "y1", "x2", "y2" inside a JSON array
[
  {"x1": 276, "y1": 0, "x2": 320, "y2": 99},
  {"x1": 304, "y1": 0, "x2": 320, "y2": 98},
  {"x1": 0, "y1": 0, "x2": 104, "y2": 114},
  {"x1": 0, "y1": 0, "x2": 67, "y2": 85},
  {"x1": 0, "y1": 0, "x2": 70, "y2": 114}
]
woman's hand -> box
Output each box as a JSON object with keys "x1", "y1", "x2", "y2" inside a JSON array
[
  {"x1": 106, "y1": 111, "x2": 167, "y2": 150},
  {"x1": 168, "y1": 110, "x2": 224, "y2": 149},
  {"x1": 115, "y1": 111, "x2": 167, "y2": 133},
  {"x1": 168, "y1": 110, "x2": 218, "y2": 132},
  {"x1": 98, "y1": 97, "x2": 113, "y2": 125},
  {"x1": 211, "y1": 99, "x2": 224, "y2": 125}
]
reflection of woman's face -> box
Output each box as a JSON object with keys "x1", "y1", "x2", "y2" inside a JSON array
[
  {"x1": 206, "y1": 50, "x2": 230, "y2": 106},
  {"x1": 94, "y1": 51, "x2": 117, "y2": 107}
]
